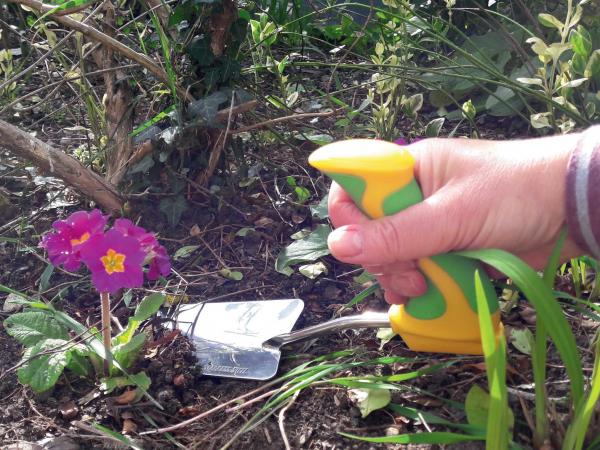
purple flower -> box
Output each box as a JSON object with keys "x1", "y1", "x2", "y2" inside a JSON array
[
  {"x1": 80, "y1": 229, "x2": 147, "y2": 294},
  {"x1": 394, "y1": 137, "x2": 423, "y2": 146},
  {"x1": 114, "y1": 218, "x2": 171, "y2": 280},
  {"x1": 40, "y1": 209, "x2": 108, "y2": 271}
]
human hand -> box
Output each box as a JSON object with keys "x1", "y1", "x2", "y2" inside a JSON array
[{"x1": 327, "y1": 135, "x2": 585, "y2": 305}]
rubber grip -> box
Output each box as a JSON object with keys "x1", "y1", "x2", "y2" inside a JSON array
[{"x1": 308, "y1": 139, "x2": 501, "y2": 355}]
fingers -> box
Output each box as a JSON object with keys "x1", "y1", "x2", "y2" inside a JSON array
[
  {"x1": 327, "y1": 181, "x2": 370, "y2": 229},
  {"x1": 327, "y1": 192, "x2": 458, "y2": 266}
]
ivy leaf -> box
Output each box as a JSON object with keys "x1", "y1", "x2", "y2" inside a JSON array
[
  {"x1": 159, "y1": 195, "x2": 188, "y2": 228},
  {"x1": 4, "y1": 311, "x2": 69, "y2": 346},
  {"x1": 425, "y1": 117, "x2": 445, "y2": 137},
  {"x1": 275, "y1": 224, "x2": 331, "y2": 275},
  {"x1": 465, "y1": 384, "x2": 515, "y2": 429},
  {"x1": 348, "y1": 388, "x2": 391, "y2": 418},
  {"x1": 298, "y1": 262, "x2": 328, "y2": 279},
  {"x1": 17, "y1": 338, "x2": 70, "y2": 392}
]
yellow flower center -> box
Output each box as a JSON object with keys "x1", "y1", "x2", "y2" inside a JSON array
[
  {"x1": 70, "y1": 232, "x2": 90, "y2": 246},
  {"x1": 101, "y1": 248, "x2": 126, "y2": 274}
]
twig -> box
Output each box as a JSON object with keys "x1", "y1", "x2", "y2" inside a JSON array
[
  {"x1": 225, "y1": 388, "x2": 279, "y2": 413},
  {"x1": 5, "y1": 0, "x2": 192, "y2": 101},
  {"x1": 229, "y1": 110, "x2": 338, "y2": 135},
  {"x1": 140, "y1": 378, "x2": 285, "y2": 435},
  {"x1": 278, "y1": 391, "x2": 300, "y2": 450}
]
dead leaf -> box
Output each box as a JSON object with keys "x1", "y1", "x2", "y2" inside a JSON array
[
  {"x1": 189, "y1": 224, "x2": 202, "y2": 237},
  {"x1": 254, "y1": 216, "x2": 275, "y2": 228},
  {"x1": 519, "y1": 306, "x2": 537, "y2": 325},
  {"x1": 122, "y1": 418, "x2": 137, "y2": 435},
  {"x1": 178, "y1": 405, "x2": 202, "y2": 416},
  {"x1": 59, "y1": 400, "x2": 79, "y2": 420},
  {"x1": 115, "y1": 389, "x2": 136, "y2": 405},
  {"x1": 173, "y1": 374, "x2": 186, "y2": 387},
  {"x1": 208, "y1": 0, "x2": 237, "y2": 56}
]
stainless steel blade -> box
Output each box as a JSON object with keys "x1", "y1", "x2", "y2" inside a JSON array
[{"x1": 172, "y1": 298, "x2": 304, "y2": 380}]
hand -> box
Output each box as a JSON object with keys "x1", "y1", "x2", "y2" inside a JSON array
[{"x1": 327, "y1": 135, "x2": 584, "y2": 305}]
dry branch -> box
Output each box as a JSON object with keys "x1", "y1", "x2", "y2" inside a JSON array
[
  {"x1": 0, "y1": 119, "x2": 123, "y2": 212},
  {"x1": 4, "y1": 0, "x2": 192, "y2": 102}
]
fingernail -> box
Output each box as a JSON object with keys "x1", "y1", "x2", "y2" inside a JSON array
[{"x1": 328, "y1": 226, "x2": 363, "y2": 258}]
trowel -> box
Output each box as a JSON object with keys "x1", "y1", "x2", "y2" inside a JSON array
[{"x1": 172, "y1": 139, "x2": 502, "y2": 380}]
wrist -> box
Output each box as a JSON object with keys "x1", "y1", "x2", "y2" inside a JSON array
[{"x1": 565, "y1": 125, "x2": 600, "y2": 259}]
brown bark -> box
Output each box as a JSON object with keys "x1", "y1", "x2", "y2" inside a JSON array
[
  {"x1": 0, "y1": 119, "x2": 123, "y2": 212},
  {"x1": 93, "y1": 2, "x2": 134, "y2": 187}
]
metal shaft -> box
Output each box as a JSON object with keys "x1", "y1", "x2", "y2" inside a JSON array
[{"x1": 263, "y1": 311, "x2": 390, "y2": 348}]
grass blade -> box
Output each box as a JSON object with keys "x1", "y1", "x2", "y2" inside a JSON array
[
  {"x1": 459, "y1": 249, "x2": 584, "y2": 408},
  {"x1": 475, "y1": 270, "x2": 510, "y2": 449},
  {"x1": 338, "y1": 431, "x2": 485, "y2": 444}
]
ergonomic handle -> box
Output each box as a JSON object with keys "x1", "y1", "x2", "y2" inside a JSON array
[{"x1": 308, "y1": 139, "x2": 501, "y2": 355}]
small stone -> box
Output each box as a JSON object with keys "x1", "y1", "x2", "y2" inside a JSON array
[
  {"x1": 59, "y1": 400, "x2": 79, "y2": 420},
  {"x1": 38, "y1": 436, "x2": 80, "y2": 450},
  {"x1": 2, "y1": 293, "x2": 24, "y2": 313},
  {"x1": 385, "y1": 426, "x2": 400, "y2": 437},
  {"x1": 157, "y1": 387, "x2": 175, "y2": 403}
]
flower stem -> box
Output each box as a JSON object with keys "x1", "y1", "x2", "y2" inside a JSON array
[{"x1": 100, "y1": 292, "x2": 112, "y2": 376}]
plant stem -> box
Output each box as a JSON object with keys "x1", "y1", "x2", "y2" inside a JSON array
[{"x1": 100, "y1": 292, "x2": 111, "y2": 376}]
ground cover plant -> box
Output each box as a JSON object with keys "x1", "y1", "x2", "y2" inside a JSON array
[{"x1": 0, "y1": 0, "x2": 599, "y2": 449}]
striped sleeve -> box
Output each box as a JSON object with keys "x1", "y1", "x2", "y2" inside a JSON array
[{"x1": 565, "y1": 125, "x2": 600, "y2": 259}]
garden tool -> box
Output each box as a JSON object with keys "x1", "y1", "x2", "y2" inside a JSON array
[{"x1": 172, "y1": 139, "x2": 502, "y2": 380}]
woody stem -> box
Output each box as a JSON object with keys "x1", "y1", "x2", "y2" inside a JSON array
[{"x1": 100, "y1": 292, "x2": 112, "y2": 376}]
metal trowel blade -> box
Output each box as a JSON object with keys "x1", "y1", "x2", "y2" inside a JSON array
[{"x1": 172, "y1": 298, "x2": 304, "y2": 380}]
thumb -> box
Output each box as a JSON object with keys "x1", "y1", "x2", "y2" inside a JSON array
[{"x1": 327, "y1": 192, "x2": 460, "y2": 265}]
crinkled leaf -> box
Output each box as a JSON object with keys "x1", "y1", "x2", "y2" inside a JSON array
[
  {"x1": 101, "y1": 371, "x2": 151, "y2": 394},
  {"x1": 4, "y1": 311, "x2": 69, "y2": 346},
  {"x1": 348, "y1": 387, "x2": 391, "y2": 418},
  {"x1": 298, "y1": 262, "x2": 328, "y2": 279},
  {"x1": 275, "y1": 224, "x2": 331, "y2": 275},
  {"x1": 17, "y1": 338, "x2": 70, "y2": 392}
]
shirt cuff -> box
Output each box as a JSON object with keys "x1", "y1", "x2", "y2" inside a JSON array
[{"x1": 565, "y1": 125, "x2": 600, "y2": 259}]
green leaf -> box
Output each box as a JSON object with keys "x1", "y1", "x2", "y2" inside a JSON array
[
  {"x1": 310, "y1": 195, "x2": 329, "y2": 219},
  {"x1": 348, "y1": 388, "x2": 391, "y2": 418},
  {"x1": 339, "y1": 431, "x2": 484, "y2": 444},
  {"x1": 570, "y1": 26, "x2": 592, "y2": 57},
  {"x1": 91, "y1": 423, "x2": 144, "y2": 450},
  {"x1": 219, "y1": 268, "x2": 244, "y2": 281},
  {"x1": 298, "y1": 262, "x2": 328, "y2": 279},
  {"x1": 465, "y1": 384, "x2": 515, "y2": 429},
  {"x1": 115, "y1": 293, "x2": 164, "y2": 346},
  {"x1": 557, "y1": 78, "x2": 588, "y2": 89},
  {"x1": 275, "y1": 224, "x2": 331, "y2": 275},
  {"x1": 516, "y1": 77, "x2": 544, "y2": 86},
  {"x1": 376, "y1": 328, "x2": 397, "y2": 350},
  {"x1": 159, "y1": 195, "x2": 188, "y2": 227},
  {"x1": 584, "y1": 50, "x2": 600, "y2": 79},
  {"x1": 113, "y1": 332, "x2": 147, "y2": 370},
  {"x1": 132, "y1": 293, "x2": 165, "y2": 322},
  {"x1": 39, "y1": 264, "x2": 54, "y2": 292},
  {"x1": 100, "y1": 371, "x2": 151, "y2": 394},
  {"x1": 460, "y1": 249, "x2": 584, "y2": 409},
  {"x1": 173, "y1": 245, "x2": 200, "y2": 260},
  {"x1": 425, "y1": 118, "x2": 445, "y2": 137},
  {"x1": 508, "y1": 328, "x2": 534, "y2": 355},
  {"x1": 66, "y1": 346, "x2": 93, "y2": 377},
  {"x1": 538, "y1": 13, "x2": 564, "y2": 31},
  {"x1": 17, "y1": 338, "x2": 70, "y2": 392},
  {"x1": 4, "y1": 311, "x2": 69, "y2": 346}
]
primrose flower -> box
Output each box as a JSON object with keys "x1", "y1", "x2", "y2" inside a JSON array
[
  {"x1": 80, "y1": 229, "x2": 146, "y2": 294},
  {"x1": 114, "y1": 218, "x2": 171, "y2": 280},
  {"x1": 40, "y1": 209, "x2": 108, "y2": 271}
]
